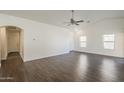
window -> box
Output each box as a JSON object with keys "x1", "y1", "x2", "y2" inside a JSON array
[
  {"x1": 103, "y1": 34, "x2": 115, "y2": 49},
  {"x1": 80, "y1": 36, "x2": 87, "y2": 47}
]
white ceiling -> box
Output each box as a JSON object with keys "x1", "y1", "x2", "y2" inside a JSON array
[{"x1": 0, "y1": 10, "x2": 124, "y2": 29}]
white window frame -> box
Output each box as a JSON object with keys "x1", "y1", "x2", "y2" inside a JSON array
[
  {"x1": 80, "y1": 36, "x2": 87, "y2": 48},
  {"x1": 103, "y1": 34, "x2": 115, "y2": 50}
]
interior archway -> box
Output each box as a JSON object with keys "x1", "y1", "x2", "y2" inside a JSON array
[{"x1": 0, "y1": 26, "x2": 24, "y2": 61}]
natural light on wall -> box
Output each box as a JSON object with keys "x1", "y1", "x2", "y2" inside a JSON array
[
  {"x1": 80, "y1": 36, "x2": 87, "y2": 48},
  {"x1": 103, "y1": 34, "x2": 115, "y2": 50}
]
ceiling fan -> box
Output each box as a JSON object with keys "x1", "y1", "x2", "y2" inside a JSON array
[{"x1": 64, "y1": 10, "x2": 84, "y2": 26}]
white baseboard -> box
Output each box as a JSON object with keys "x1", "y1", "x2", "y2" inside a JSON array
[
  {"x1": 24, "y1": 51, "x2": 70, "y2": 62},
  {"x1": 72, "y1": 50, "x2": 124, "y2": 59}
]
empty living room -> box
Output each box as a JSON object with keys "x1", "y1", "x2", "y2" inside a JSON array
[
  {"x1": 0, "y1": 10, "x2": 124, "y2": 82},
  {"x1": 1, "y1": 0, "x2": 124, "y2": 93}
]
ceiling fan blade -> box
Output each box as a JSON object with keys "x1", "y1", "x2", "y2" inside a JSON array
[
  {"x1": 75, "y1": 23, "x2": 79, "y2": 25},
  {"x1": 76, "y1": 20, "x2": 84, "y2": 23}
]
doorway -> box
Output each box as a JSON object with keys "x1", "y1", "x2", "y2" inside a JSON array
[
  {"x1": 7, "y1": 28, "x2": 20, "y2": 53},
  {"x1": 0, "y1": 26, "x2": 24, "y2": 61}
]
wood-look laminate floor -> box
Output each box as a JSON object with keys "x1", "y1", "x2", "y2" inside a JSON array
[{"x1": 0, "y1": 52, "x2": 124, "y2": 82}]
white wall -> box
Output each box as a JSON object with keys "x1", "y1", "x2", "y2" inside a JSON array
[
  {"x1": 0, "y1": 29, "x2": 1, "y2": 62},
  {"x1": 0, "y1": 27, "x2": 8, "y2": 60},
  {"x1": 74, "y1": 18, "x2": 124, "y2": 58},
  {"x1": 0, "y1": 14, "x2": 73, "y2": 61}
]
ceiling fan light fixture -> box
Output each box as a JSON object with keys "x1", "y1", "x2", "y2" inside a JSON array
[{"x1": 64, "y1": 10, "x2": 90, "y2": 26}]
